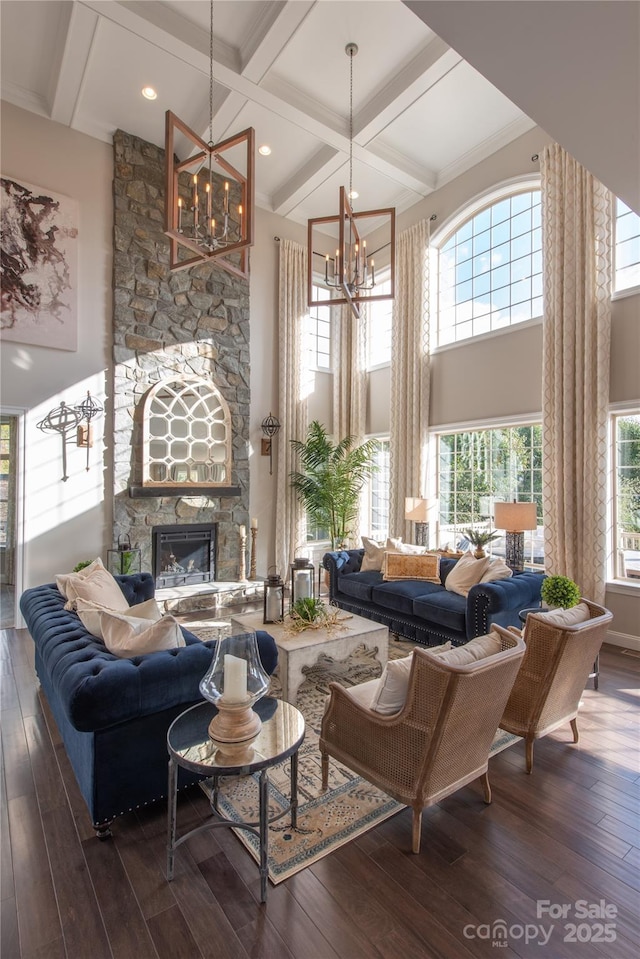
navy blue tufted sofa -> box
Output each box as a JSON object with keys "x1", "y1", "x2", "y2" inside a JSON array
[
  {"x1": 323, "y1": 549, "x2": 545, "y2": 647},
  {"x1": 20, "y1": 572, "x2": 278, "y2": 837}
]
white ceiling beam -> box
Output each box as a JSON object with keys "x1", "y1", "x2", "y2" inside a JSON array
[
  {"x1": 50, "y1": 2, "x2": 100, "y2": 125},
  {"x1": 272, "y1": 145, "x2": 342, "y2": 216},
  {"x1": 240, "y1": 1, "x2": 316, "y2": 85}
]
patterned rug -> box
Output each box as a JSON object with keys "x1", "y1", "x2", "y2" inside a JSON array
[{"x1": 204, "y1": 639, "x2": 519, "y2": 884}]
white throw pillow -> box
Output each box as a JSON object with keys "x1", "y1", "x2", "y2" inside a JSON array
[
  {"x1": 79, "y1": 604, "x2": 185, "y2": 658},
  {"x1": 56, "y1": 557, "x2": 105, "y2": 599},
  {"x1": 58, "y1": 559, "x2": 130, "y2": 613},
  {"x1": 435, "y1": 631, "x2": 503, "y2": 666},
  {"x1": 370, "y1": 642, "x2": 452, "y2": 715},
  {"x1": 361, "y1": 536, "x2": 402, "y2": 572},
  {"x1": 76, "y1": 597, "x2": 162, "y2": 640},
  {"x1": 444, "y1": 552, "x2": 491, "y2": 597},
  {"x1": 479, "y1": 557, "x2": 513, "y2": 584},
  {"x1": 530, "y1": 603, "x2": 590, "y2": 628}
]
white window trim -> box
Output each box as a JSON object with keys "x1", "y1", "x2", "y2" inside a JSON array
[
  {"x1": 608, "y1": 404, "x2": 640, "y2": 590},
  {"x1": 430, "y1": 174, "x2": 541, "y2": 249}
]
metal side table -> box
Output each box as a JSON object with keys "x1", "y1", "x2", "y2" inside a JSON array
[{"x1": 167, "y1": 696, "x2": 305, "y2": 902}]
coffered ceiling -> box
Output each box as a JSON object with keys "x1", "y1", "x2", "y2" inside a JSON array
[{"x1": 3, "y1": 1, "x2": 636, "y2": 226}]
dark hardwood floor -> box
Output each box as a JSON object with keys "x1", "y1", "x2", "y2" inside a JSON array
[{"x1": 1, "y1": 626, "x2": 639, "y2": 959}]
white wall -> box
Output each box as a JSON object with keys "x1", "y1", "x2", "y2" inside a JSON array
[{"x1": 1, "y1": 102, "x2": 112, "y2": 590}]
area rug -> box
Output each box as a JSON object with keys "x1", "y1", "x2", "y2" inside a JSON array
[{"x1": 204, "y1": 640, "x2": 520, "y2": 884}]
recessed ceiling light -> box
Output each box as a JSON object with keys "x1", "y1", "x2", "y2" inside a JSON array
[
  {"x1": 141, "y1": 86, "x2": 157, "y2": 100},
  {"x1": 258, "y1": 145, "x2": 272, "y2": 156},
  {"x1": 348, "y1": 190, "x2": 359, "y2": 200}
]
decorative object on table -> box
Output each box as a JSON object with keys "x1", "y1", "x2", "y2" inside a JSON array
[
  {"x1": 164, "y1": 0, "x2": 254, "y2": 276},
  {"x1": 74, "y1": 391, "x2": 103, "y2": 472},
  {"x1": 307, "y1": 43, "x2": 395, "y2": 319},
  {"x1": 263, "y1": 567, "x2": 285, "y2": 623},
  {"x1": 540, "y1": 574, "x2": 581, "y2": 609},
  {"x1": 1, "y1": 176, "x2": 78, "y2": 351},
  {"x1": 494, "y1": 501, "x2": 538, "y2": 571},
  {"x1": 238, "y1": 524, "x2": 248, "y2": 581},
  {"x1": 461, "y1": 526, "x2": 500, "y2": 559},
  {"x1": 37, "y1": 400, "x2": 82, "y2": 481},
  {"x1": 290, "y1": 420, "x2": 379, "y2": 549},
  {"x1": 107, "y1": 535, "x2": 142, "y2": 576},
  {"x1": 286, "y1": 597, "x2": 348, "y2": 635},
  {"x1": 290, "y1": 556, "x2": 315, "y2": 607},
  {"x1": 199, "y1": 630, "x2": 269, "y2": 746},
  {"x1": 261, "y1": 412, "x2": 281, "y2": 475},
  {"x1": 404, "y1": 496, "x2": 430, "y2": 546},
  {"x1": 249, "y1": 517, "x2": 258, "y2": 579}
]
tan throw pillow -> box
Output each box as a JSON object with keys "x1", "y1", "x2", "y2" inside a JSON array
[
  {"x1": 361, "y1": 536, "x2": 402, "y2": 572},
  {"x1": 59, "y1": 559, "x2": 130, "y2": 613},
  {"x1": 383, "y1": 552, "x2": 440, "y2": 583},
  {"x1": 76, "y1": 597, "x2": 162, "y2": 640},
  {"x1": 444, "y1": 552, "x2": 491, "y2": 597},
  {"x1": 370, "y1": 642, "x2": 452, "y2": 714},
  {"x1": 87, "y1": 606, "x2": 185, "y2": 658},
  {"x1": 435, "y1": 631, "x2": 503, "y2": 666},
  {"x1": 479, "y1": 557, "x2": 513, "y2": 584},
  {"x1": 56, "y1": 557, "x2": 105, "y2": 600},
  {"x1": 531, "y1": 603, "x2": 590, "y2": 628}
]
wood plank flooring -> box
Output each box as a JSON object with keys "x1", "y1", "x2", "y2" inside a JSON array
[{"x1": 1, "y1": 626, "x2": 639, "y2": 959}]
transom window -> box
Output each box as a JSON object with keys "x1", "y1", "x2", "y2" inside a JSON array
[
  {"x1": 304, "y1": 285, "x2": 331, "y2": 371},
  {"x1": 436, "y1": 189, "x2": 542, "y2": 346},
  {"x1": 615, "y1": 198, "x2": 640, "y2": 293},
  {"x1": 437, "y1": 424, "x2": 543, "y2": 566},
  {"x1": 367, "y1": 277, "x2": 393, "y2": 368}
]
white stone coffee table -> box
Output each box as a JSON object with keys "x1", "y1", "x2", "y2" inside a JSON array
[{"x1": 230, "y1": 609, "x2": 389, "y2": 704}]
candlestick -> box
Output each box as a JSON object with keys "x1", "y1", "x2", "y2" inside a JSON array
[
  {"x1": 224, "y1": 180, "x2": 229, "y2": 213},
  {"x1": 239, "y1": 526, "x2": 248, "y2": 581},
  {"x1": 238, "y1": 204, "x2": 243, "y2": 233},
  {"x1": 206, "y1": 181, "x2": 211, "y2": 221},
  {"x1": 177, "y1": 197, "x2": 183, "y2": 232},
  {"x1": 250, "y1": 526, "x2": 257, "y2": 580}
]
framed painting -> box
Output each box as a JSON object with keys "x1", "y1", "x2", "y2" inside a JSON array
[{"x1": 1, "y1": 176, "x2": 78, "y2": 351}]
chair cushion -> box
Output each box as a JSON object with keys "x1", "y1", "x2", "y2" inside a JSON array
[
  {"x1": 369, "y1": 642, "x2": 452, "y2": 714},
  {"x1": 529, "y1": 602, "x2": 590, "y2": 629},
  {"x1": 444, "y1": 552, "x2": 491, "y2": 597},
  {"x1": 435, "y1": 631, "x2": 502, "y2": 666},
  {"x1": 412, "y1": 589, "x2": 467, "y2": 632}
]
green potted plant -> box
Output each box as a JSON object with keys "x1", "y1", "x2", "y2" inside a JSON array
[
  {"x1": 290, "y1": 421, "x2": 379, "y2": 549},
  {"x1": 462, "y1": 528, "x2": 500, "y2": 559},
  {"x1": 287, "y1": 597, "x2": 346, "y2": 634},
  {"x1": 540, "y1": 574, "x2": 581, "y2": 609}
]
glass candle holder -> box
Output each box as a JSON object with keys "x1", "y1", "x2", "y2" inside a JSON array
[{"x1": 199, "y1": 631, "x2": 269, "y2": 743}]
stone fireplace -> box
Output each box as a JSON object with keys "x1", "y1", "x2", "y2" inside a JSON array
[{"x1": 111, "y1": 129, "x2": 251, "y2": 581}]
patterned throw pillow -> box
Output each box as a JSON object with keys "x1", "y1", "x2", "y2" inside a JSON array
[{"x1": 382, "y1": 552, "x2": 440, "y2": 583}]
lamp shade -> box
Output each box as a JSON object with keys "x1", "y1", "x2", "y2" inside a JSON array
[
  {"x1": 405, "y1": 497, "x2": 429, "y2": 522},
  {"x1": 494, "y1": 502, "x2": 537, "y2": 532}
]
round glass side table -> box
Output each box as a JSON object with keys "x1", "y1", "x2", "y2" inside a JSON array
[{"x1": 167, "y1": 696, "x2": 305, "y2": 902}]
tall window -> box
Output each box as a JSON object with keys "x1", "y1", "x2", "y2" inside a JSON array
[
  {"x1": 615, "y1": 198, "x2": 640, "y2": 293},
  {"x1": 612, "y1": 412, "x2": 640, "y2": 582},
  {"x1": 304, "y1": 285, "x2": 331, "y2": 370},
  {"x1": 436, "y1": 189, "x2": 542, "y2": 346},
  {"x1": 366, "y1": 438, "x2": 390, "y2": 539},
  {"x1": 437, "y1": 424, "x2": 543, "y2": 565},
  {"x1": 367, "y1": 277, "x2": 393, "y2": 368}
]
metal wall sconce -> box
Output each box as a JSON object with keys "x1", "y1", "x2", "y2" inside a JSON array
[
  {"x1": 37, "y1": 391, "x2": 104, "y2": 481},
  {"x1": 76, "y1": 391, "x2": 104, "y2": 471},
  {"x1": 261, "y1": 412, "x2": 281, "y2": 475}
]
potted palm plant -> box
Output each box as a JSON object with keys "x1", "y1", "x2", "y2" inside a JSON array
[
  {"x1": 462, "y1": 527, "x2": 500, "y2": 559},
  {"x1": 290, "y1": 421, "x2": 379, "y2": 549}
]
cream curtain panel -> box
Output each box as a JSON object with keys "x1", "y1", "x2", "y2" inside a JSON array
[
  {"x1": 274, "y1": 239, "x2": 308, "y2": 578},
  {"x1": 390, "y1": 219, "x2": 431, "y2": 541},
  {"x1": 541, "y1": 144, "x2": 613, "y2": 605},
  {"x1": 332, "y1": 301, "x2": 367, "y2": 542}
]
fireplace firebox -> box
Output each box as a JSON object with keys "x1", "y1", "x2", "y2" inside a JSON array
[{"x1": 152, "y1": 523, "x2": 217, "y2": 588}]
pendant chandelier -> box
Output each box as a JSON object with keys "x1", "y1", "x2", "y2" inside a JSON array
[
  {"x1": 307, "y1": 43, "x2": 395, "y2": 319},
  {"x1": 164, "y1": 0, "x2": 254, "y2": 277}
]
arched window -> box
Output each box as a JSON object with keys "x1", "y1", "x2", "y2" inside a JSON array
[
  {"x1": 142, "y1": 376, "x2": 231, "y2": 487},
  {"x1": 434, "y1": 180, "x2": 542, "y2": 346}
]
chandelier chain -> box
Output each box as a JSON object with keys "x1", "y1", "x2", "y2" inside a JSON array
[
  {"x1": 208, "y1": 0, "x2": 214, "y2": 146},
  {"x1": 348, "y1": 45, "x2": 353, "y2": 204}
]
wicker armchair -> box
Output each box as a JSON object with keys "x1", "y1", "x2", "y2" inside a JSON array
[
  {"x1": 319, "y1": 631, "x2": 525, "y2": 853},
  {"x1": 498, "y1": 599, "x2": 613, "y2": 773}
]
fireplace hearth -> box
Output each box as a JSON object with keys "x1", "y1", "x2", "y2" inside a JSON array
[{"x1": 152, "y1": 523, "x2": 217, "y2": 588}]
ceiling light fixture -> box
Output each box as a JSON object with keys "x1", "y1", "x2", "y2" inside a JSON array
[
  {"x1": 142, "y1": 86, "x2": 157, "y2": 100},
  {"x1": 164, "y1": 0, "x2": 254, "y2": 276},
  {"x1": 307, "y1": 43, "x2": 395, "y2": 319},
  {"x1": 258, "y1": 145, "x2": 272, "y2": 156}
]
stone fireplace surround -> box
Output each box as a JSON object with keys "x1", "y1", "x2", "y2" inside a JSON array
[{"x1": 112, "y1": 129, "x2": 251, "y2": 582}]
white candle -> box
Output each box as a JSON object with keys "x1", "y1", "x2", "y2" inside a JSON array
[
  {"x1": 251, "y1": 517, "x2": 258, "y2": 529},
  {"x1": 294, "y1": 570, "x2": 311, "y2": 600},
  {"x1": 223, "y1": 653, "x2": 247, "y2": 703},
  {"x1": 239, "y1": 525, "x2": 246, "y2": 538},
  {"x1": 266, "y1": 589, "x2": 281, "y2": 621}
]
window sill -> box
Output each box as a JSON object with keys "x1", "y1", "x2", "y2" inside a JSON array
[{"x1": 605, "y1": 579, "x2": 640, "y2": 597}]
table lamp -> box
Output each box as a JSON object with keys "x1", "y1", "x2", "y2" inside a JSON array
[
  {"x1": 494, "y1": 501, "x2": 537, "y2": 572},
  {"x1": 405, "y1": 497, "x2": 429, "y2": 547}
]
